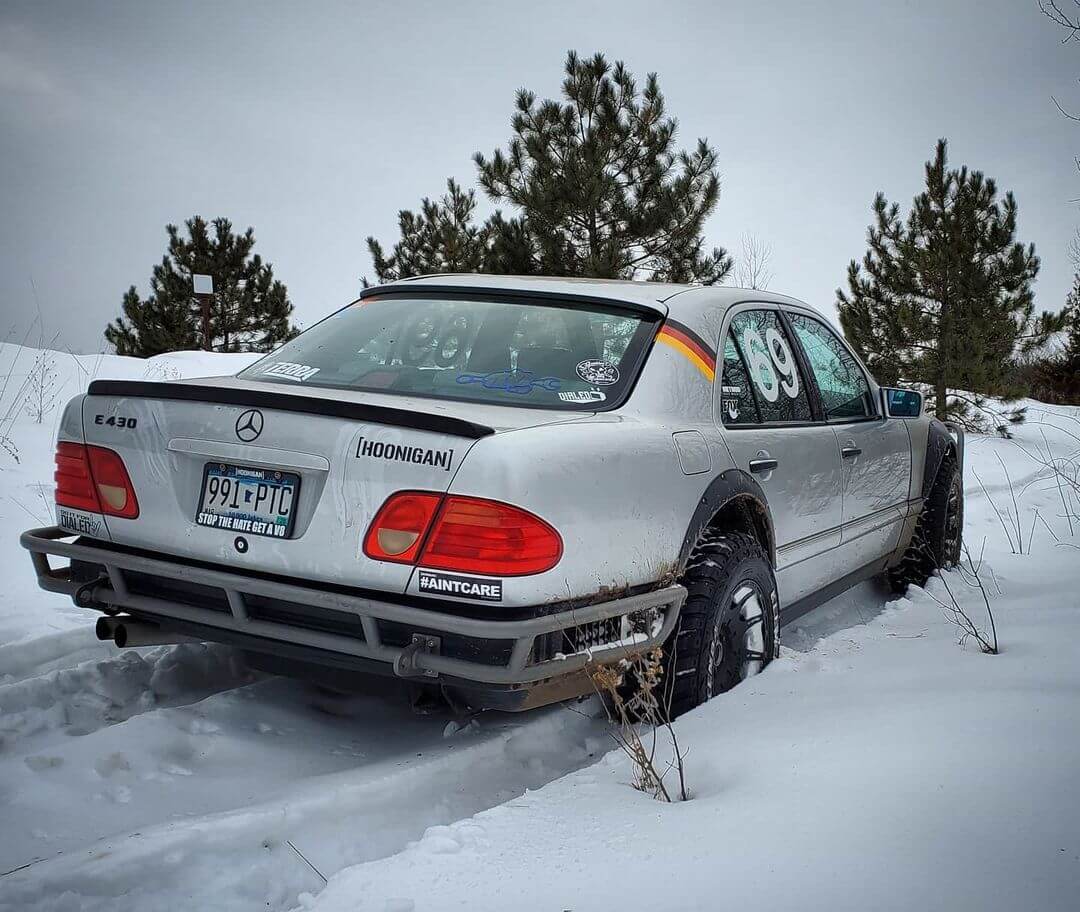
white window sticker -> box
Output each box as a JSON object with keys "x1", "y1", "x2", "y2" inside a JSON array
[
  {"x1": 742, "y1": 328, "x2": 799, "y2": 401},
  {"x1": 558, "y1": 389, "x2": 606, "y2": 403},
  {"x1": 765, "y1": 327, "x2": 799, "y2": 399},
  {"x1": 575, "y1": 360, "x2": 620, "y2": 385},
  {"x1": 721, "y1": 385, "x2": 742, "y2": 421},
  {"x1": 260, "y1": 362, "x2": 320, "y2": 382}
]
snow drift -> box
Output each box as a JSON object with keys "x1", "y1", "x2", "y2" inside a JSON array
[{"x1": 2, "y1": 344, "x2": 1079, "y2": 911}]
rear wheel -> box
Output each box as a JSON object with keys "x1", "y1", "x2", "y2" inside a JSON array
[
  {"x1": 664, "y1": 531, "x2": 779, "y2": 719},
  {"x1": 889, "y1": 456, "x2": 963, "y2": 593}
]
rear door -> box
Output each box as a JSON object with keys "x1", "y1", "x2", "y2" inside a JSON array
[
  {"x1": 716, "y1": 306, "x2": 845, "y2": 608},
  {"x1": 784, "y1": 310, "x2": 912, "y2": 570}
]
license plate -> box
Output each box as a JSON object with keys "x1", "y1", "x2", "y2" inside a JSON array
[{"x1": 195, "y1": 463, "x2": 300, "y2": 539}]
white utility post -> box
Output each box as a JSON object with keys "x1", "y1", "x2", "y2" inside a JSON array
[{"x1": 192, "y1": 274, "x2": 214, "y2": 351}]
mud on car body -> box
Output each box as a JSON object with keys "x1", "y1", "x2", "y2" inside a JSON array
[{"x1": 22, "y1": 275, "x2": 963, "y2": 714}]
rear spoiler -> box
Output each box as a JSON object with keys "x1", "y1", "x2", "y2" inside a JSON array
[{"x1": 86, "y1": 380, "x2": 496, "y2": 440}]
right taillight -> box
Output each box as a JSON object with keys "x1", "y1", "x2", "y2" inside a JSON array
[
  {"x1": 54, "y1": 442, "x2": 139, "y2": 519},
  {"x1": 422, "y1": 496, "x2": 562, "y2": 576},
  {"x1": 363, "y1": 491, "x2": 442, "y2": 563},
  {"x1": 363, "y1": 492, "x2": 563, "y2": 577}
]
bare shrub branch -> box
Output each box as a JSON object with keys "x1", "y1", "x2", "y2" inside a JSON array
[
  {"x1": 971, "y1": 466, "x2": 1018, "y2": 553},
  {"x1": 995, "y1": 452, "x2": 1025, "y2": 552},
  {"x1": 591, "y1": 647, "x2": 689, "y2": 802},
  {"x1": 23, "y1": 348, "x2": 58, "y2": 425},
  {"x1": 924, "y1": 541, "x2": 999, "y2": 654},
  {"x1": 1041, "y1": 0, "x2": 1080, "y2": 42},
  {"x1": 734, "y1": 234, "x2": 773, "y2": 291}
]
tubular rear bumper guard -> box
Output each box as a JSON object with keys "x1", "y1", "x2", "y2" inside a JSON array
[{"x1": 21, "y1": 527, "x2": 685, "y2": 687}]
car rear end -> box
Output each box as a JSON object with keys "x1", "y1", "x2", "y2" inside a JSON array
[{"x1": 22, "y1": 286, "x2": 686, "y2": 710}]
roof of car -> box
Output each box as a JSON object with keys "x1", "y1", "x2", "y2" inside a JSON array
[{"x1": 364, "y1": 273, "x2": 813, "y2": 316}]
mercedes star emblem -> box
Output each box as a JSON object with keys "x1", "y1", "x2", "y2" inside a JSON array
[{"x1": 235, "y1": 409, "x2": 264, "y2": 442}]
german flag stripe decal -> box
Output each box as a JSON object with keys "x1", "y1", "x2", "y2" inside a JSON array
[{"x1": 656, "y1": 320, "x2": 717, "y2": 382}]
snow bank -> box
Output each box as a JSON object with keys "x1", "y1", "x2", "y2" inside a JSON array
[
  {"x1": 2, "y1": 340, "x2": 1079, "y2": 911},
  {"x1": 0, "y1": 343, "x2": 258, "y2": 649},
  {"x1": 301, "y1": 404, "x2": 1080, "y2": 912},
  {"x1": 311, "y1": 554, "x2": 1080, "y2": 911},
  {"x1": 0, "y1": 344, "x2": 610, "y2": 910},
  {"x1": 0, "y1": 342, "x2": 258, "y2": 395}
]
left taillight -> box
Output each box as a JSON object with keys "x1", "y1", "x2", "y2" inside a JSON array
[
  {"x1": 55, "y1": 442, "x2": 139, "y2": 519},
  {"x1": 55, "y1": 442, "x2": 99, "y2": 512}
]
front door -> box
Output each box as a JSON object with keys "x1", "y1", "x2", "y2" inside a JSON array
[
  {"x1": 785, "y1": 311, "x2": 912, "y2": 571},
  {"x1": 716, "y1": 306, "x2": 845, "y2": 609}
]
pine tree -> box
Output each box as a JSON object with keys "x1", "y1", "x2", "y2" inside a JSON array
[
  {"x1": 837, "y1": 139, "x2": 1063, "y2": 423},
  {"x1": 365, "y1": 52, "x2": 731, "y2": 286},
  {"x1": 482, "y1": 211, "x2": 539, "y2": 275},
  {"x1": 365, "y1": 179, "x2": 494, "y2": 284},
  {"x1": 1059, "y1": 275, "x2": 1080, "y2": 400},
  {"x1": 1026, "y1": 272, "x2": 1080, "y2": 403},
  {"x1": 475, "y1": 52, "x2": 730, "y2": 283},
  {"x1": 1053, "y1": 237, "x2": 1080, "y2": 399},
  {"x1": 105, "y1": 216, "x2": 298, "y2": 357}
]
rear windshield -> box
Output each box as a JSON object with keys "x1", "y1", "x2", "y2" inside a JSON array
[{"x1": 240, "y1": 294, "x2": 657, "y2": 410}]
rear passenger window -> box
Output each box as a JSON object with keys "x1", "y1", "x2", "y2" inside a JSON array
[{"x1": 727, "y1": 311, "x2": 813, "y2": 424}]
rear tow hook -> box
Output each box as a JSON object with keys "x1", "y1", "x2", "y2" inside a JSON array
[
  {"x1": 74, "y1": 575, "x2": 110, "y2": 609},
  {"x1": 393, "y1": 634, "x2": 441, "y2": 679}
]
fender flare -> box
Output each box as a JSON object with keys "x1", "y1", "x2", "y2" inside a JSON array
[
  {"x1": 677, "y1": 469, "x2": 776, "y2": 573},
  {"x1": 922, "y1": 418, "x2": 959, "y2": 500}
]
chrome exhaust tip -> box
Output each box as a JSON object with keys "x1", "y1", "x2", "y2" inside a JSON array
[{"x1": 95, "y1": 615, "x2": 197, "y2": 648}]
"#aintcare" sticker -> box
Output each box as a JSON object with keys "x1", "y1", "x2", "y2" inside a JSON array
[{"x1": 417, "y1": 570, "x2": 503, "y2": 601}]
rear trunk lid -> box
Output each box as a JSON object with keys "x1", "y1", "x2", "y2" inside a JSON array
[{"x1": 79, "y1": 377, "x2": 584, "y2": 593}]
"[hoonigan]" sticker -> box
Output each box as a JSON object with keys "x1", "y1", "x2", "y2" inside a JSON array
[
  {"x1": 356, "y1": 437, "x2": 454, "y2": 471},
  {"x1": 261, "y1": 361, "x2": 320, "y2": 382},
  {"x1": 417, "y1": 570, "x2": 503, "y2": 601}
]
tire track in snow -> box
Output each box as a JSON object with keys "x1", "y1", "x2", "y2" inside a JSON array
[
  {"x1": 0, "y1": 642, "x2": 255, "y2": 755},
  {"x1": 0, "y1": 686, "x2": 608, "y2": 912},
  {"x1": 0, "y1": 626, "x2": 113, "y2": 687}
]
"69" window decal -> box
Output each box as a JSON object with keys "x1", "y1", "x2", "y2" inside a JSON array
[{"x1": 742, "y1": 327, "x2": 799, "y2": 402}]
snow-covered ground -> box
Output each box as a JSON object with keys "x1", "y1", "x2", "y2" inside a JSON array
[
  {"x1": 0, "y1": 343, "x2": 258, "y2": 652},
  {"x1": 2, "y1": 344, "x2": 1079, "y2": 911}
]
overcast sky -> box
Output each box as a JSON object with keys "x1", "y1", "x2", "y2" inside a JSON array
[{"x1": 1, "y1": 0, "x2": 1076, "y2": 352}]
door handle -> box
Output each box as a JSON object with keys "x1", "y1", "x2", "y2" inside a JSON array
[
  {"x1": 841, "y1": 446, "x2": 862, "y2": 459},
  {"x1": 748, "y1": 458, "x2": 779, "y2": 474}
]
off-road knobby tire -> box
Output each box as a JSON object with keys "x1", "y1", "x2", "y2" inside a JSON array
[
  {"x1": 663, "y1": 531, "x2": 779, "y2": 720},
  {"x1": 888, "y1": 456, "x2": 963, "y2": 593}
]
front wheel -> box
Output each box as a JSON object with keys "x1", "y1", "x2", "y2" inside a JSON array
[
  {"x1": 663, "y1": 531, "x2": 780, "y2": 719},
  {"x1": 889, "y1": 456, "x2": 963, "y2": 593}
]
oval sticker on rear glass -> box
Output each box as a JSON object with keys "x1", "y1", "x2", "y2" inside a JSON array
[{"x1": 576, "y1": 360, "x2": 619, "y2": 385}]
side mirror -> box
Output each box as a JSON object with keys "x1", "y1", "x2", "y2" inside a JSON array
[{"x1": 882, "y1": 387, "x2": 923, "y2": 418}]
